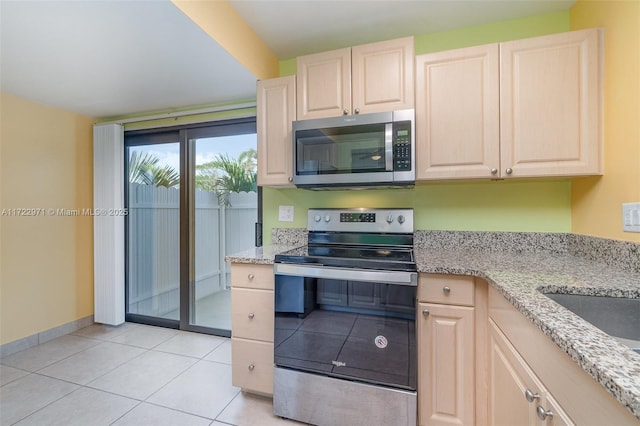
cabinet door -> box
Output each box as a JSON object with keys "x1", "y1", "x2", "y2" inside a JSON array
[
  {"x1": 415, "y1": 44, "x2": 500, "y2": 180},
  {"x1": 296, "y1": 48, "x2": 351, "y2": 119},
  {"x1": 352, "y1": 36, "x2": 415, "y2": 115},
  {"x1": 500, "y1": 28, "x2": 602, "y2": 178},
  {"x1": 489, "y1": 320, "x2": 537, "y2": 425},
  {"x1": 418, "y1": 302, "x2": 475, "y2": 426},
  {"x1": 257, "y1": 76, "x2": 295, "y2": 186},
  {"x1": 489, "y1": 320, "x2": 576, "y2": 426}
]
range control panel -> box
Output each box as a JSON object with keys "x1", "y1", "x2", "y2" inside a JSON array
[{"x1": 308, "y1": 208, "x2": 414, "y2": 233}]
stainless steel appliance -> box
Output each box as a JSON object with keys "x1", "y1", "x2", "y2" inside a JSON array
[
  {"x1": 292, "y1": 110, "x2": 415, "y2": 189},
  {"x1": 273, "y1": 208, "x2": 417, "y2": 426}
]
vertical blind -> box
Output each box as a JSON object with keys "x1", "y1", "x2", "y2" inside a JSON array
[{"x1": 93, "y1": 123, "x2": 125, "y2": 325}]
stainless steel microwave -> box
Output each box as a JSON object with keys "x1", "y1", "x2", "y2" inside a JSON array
[{"x1": 292, "y1": 109, "x2": 415, "y2": 189}]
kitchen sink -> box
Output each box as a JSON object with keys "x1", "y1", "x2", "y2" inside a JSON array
[{"x1": 543, "y1": 293, "x2": 640, "y2": 354}]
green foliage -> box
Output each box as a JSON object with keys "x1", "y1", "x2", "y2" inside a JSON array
[
  {"x1": 128, "y1": 151, "x2": 180, "y2": 188},
  {"x1": 129, "y1": 149, "x2": 256, "y2": 207},
  {"x1": 196, "y1": 150, "x2": 257, "y2": 207}
]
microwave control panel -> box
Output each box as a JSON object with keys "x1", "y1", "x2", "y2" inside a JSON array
[{"x1": 393, "y1": 121, "x2": 412, "y2": 171}]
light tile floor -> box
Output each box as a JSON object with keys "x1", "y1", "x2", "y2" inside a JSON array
[{"x1": 0, "y1": 323, "x2": 306, "y2": 426}]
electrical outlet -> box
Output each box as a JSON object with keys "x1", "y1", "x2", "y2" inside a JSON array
[
  {"x1": 279, "y1": 205, "x2": 294, "y2": 222},
  {"x1": 622, "y1": 203, "x2": 640, "y2": 233}
]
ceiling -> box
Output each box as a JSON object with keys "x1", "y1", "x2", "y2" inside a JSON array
[{"x1": 0, "y1": 0, "x2": 574, "y2": 119}]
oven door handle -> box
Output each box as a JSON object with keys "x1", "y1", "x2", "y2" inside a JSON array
[{"x1": 274, "y1": 263, "x2": 417, "y2": 286}]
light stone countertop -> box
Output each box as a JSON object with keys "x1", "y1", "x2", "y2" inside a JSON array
[
  {"x1": 225, "y1": 238, "x2": 640, "y2": 420},
  {"x1": 225, "y1": 244, "x2": 298, "y2": 265},
  {"x1": 413, "y1": 248, "x2": 640, "y2": 421}
]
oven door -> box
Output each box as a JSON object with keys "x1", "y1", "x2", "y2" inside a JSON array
[{"x1": 273, "y1": 263, "x2": 417, "y2": 391}]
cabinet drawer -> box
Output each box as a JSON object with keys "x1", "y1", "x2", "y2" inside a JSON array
[
  {"x1": 231, "y1": 288, "x2": 274, "y2": 341},
  {"x1": 231, "y1": 264, "x2": 274, "y2": 290},
  {"x1": 418, "y1": 274, "x2": 475, "y2": 306},
  {"x1": 232, "y1": 337, "x2": 274, "y2": 395}
]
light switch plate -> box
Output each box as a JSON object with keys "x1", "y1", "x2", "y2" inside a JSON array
[
  {"x1": 622, "y1": 202, "x2": 640, "y2": 232},
  {"x1": 279, "y1": 205, "x2": 294, "y2": 222}
]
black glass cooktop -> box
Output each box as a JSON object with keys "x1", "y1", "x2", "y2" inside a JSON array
[{"x1": 275, "y1": 244, "x2": 416, "y2": 272}]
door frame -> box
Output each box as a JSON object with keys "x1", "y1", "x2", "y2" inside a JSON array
[{"x1": 124, "y1": 117, "x2": 259, "y2": 336}]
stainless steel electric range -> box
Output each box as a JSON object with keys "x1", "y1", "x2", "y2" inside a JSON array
[{"x1": 273, "y1": 208, "x2": 417, "y2": 426}]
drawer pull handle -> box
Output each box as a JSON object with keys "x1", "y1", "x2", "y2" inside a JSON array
[
  {"x1": 248, "y1": 312, "x2": 255, "y2": 320},
  {"x1": 536, "y1": 406, "x2": 553, "y2": 421},
  {"x1": 422, "y1": 309, "x2": 430, "y2": 317},
  {"x1": 442, "y1": 286, "x2": 451, "y2": 294},
  {"x1": 248, "y1": 274, "x2": 255, "y2": 280},
  {"x1": 248, "y1": 364, "x2": 255, "y2": 371},
  {"x1": 524, "y1": 389, "x2": 540, "y2": 403}
]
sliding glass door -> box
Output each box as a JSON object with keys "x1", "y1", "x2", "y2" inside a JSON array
[
  {"x1": 126, "y1": 135, "x2": 181, "y2": 325},
  {"x1": 187, "y1": 124, "x2": 257, "y2": 332},
  {"x1": 125, "y1": 119, "x2": 257, "y2": 336}
]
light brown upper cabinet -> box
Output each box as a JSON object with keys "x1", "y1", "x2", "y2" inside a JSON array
[
  {"x1": 297, "y1": 37, "x2": 414, "y2": 119},
  {"x1": 416, "y1": 28, "x2": 602, "y2": 180},
  {"x1": 256, "y1": 76, "x2": 296, "y2": 187}
]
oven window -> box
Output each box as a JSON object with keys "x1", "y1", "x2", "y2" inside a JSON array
[
  {"x1": 274, "y1": 276, "x2": 416, "y2": 391},
  {"x1": 295, "y1": 124, "x2": 386, "y2": 175}
]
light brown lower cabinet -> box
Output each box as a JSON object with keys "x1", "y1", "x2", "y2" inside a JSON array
[
  {"x1": 418, "y1": 302, "x2": 475, "y2": 425},
  {"x1": 489, "y1": 319, "x2": 573, "y2": 426},
  {"x1": 488, "y1": 286, "x2": 638, "y2": 426},
  {"x1": 231, "y1": 337, "x2": 273, "y2": 395},
  {"x1": 230, "y1": 263, "x2": 275, "y2": 395},
  {"x1": 417, "y1": 274, "x2": 486, "y2": 426}
]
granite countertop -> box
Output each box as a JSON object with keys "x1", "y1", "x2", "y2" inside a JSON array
[
  {"x1": 225, "y1": 244, "x2": 298, "y2": 265},
  {"x1": 414, "y1": 248, "x2": 640, "y2": 420},
  {"x1": 225, "y1": 235, "x2": 640, "y2": 420}
]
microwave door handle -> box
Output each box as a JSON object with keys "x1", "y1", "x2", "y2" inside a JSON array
[{"x1": 385, "y1": 123, "x2": 393, "y2": 171}]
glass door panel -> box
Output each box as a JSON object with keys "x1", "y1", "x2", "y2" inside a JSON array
[
  {"x1": 190, "y1": 133, "x2": 257, "y2": 332},
  {"x1": 126, "y1": 142, "x2": 181, "y2": 323}
]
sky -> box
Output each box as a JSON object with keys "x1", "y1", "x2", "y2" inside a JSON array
[{"x1": 129, "y1": 134, "x2": 257, "y2": 172}]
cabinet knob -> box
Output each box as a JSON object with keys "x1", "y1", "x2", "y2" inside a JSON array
[
  {"x1": 248, "y1": 312, "x2": 255, "y2": 319},
  {"x1": 536, "y1": 406, "x2": 554, "y2": 421},
  {"x1": 343, "y1": 109, "x2": 349, "y2": 115},
  {"x1": 505, "y1": 168, "x2": 513, "y2": 175},
  {"x1": 248, "y1": 364, "x2": 255, "y2": 371},
  {"x1": 248, "y1": 274, "x2": 254, "y2": 280},
  {"x1": 288, "y1": 176, "x2": 293, "y2": 183},
  {"x1": 524, "y1": 389, "x2": 540, "y2": 403},
  {"x1": 422, "y1": 309, "x2": 430, "y2": 317},
  {"x1": 491, "y1": 168, "x2": 498, "y2": 175},
  {"x1": 354, "y1": 108, "x2": 360, "y2": 114},
  {"x1": 443, "y1": 286, "x2": 451, "y2": 294}
]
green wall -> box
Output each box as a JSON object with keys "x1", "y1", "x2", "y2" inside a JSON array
[
  {"x1": 265, "y1": 11, "x2": 572, "y2": 244},
  {"x1": 415, "y1": 10, "x2": 569, "y2": 54},
  {"x1": 265, "y1": 180, "x2": 571, "y2": 234}
]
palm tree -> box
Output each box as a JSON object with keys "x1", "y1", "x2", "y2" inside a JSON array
[
  {"x1": 238, "y1": 148, "x2": 257, "y2": 174},
  {"x1": 195, "y1": 151, "x2": 257, "y2": 206},
  {"x1": 129, "y1": 151, "x2": 180, "y2": 188}
]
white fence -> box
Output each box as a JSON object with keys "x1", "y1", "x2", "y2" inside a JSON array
[{"x1": 127, "y1": 183, "x2": 257, "y2": 317}]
